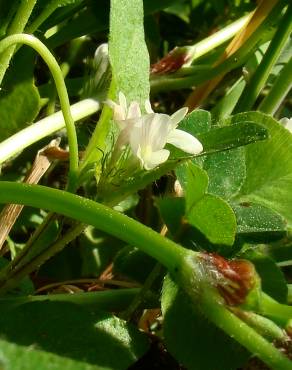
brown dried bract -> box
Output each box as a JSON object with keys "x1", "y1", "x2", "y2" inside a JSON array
[
  {"x1": 202, "y1": 253, "x2": 256, "y2": 306},
  {"x1": 151, "y1": 47, "x2": 190, "y2": 75}
]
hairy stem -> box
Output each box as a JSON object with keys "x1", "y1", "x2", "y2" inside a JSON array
[
  {"x1": 0, "y1": 34, "x2": 79, "y2": 190},
  {"x1": 0, "y1": 182, "x2": 187, "y2": 276},
  {"x1": 201, "y1": 288, "x2": 292, "y2": 370}
]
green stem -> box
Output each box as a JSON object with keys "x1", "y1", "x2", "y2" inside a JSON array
[
  {"x1": 0, "y1": 98, "x2": 100, "y2": 165},
  {"x1": 26, "y1": 0, "x2": 60, "y2": 34},
  {"x1": 258, "y1": 293, "x2": 292, "y2": 326},
  {"x1": 201, "y1": 289, "x2": 292, "y2": 370},
  {"x1": 0, "y1": 0, "x2": 37, "y2": 84},
  {"x1": 235, "y1": 309, "x2": 286, "y2": 341},
  {"x1": 0, "y1": 288, "x2": 157, "y2": 312},
  {"x1": 259, "y1": 56, "x2": 292, "y2": 115},
  {"x1": 121, "y1": 262, "x2": 162, "y2": 320},
  {"x1": 0, "y1": 223, "x2": 85, "y2": 294},
  {"x1": 0, "y1": 182, "x2": 187, "y2": 276},
  {"x1": 0, "y1": 34, "x2": 79, "y2": 190},
  {"x1": 185, "y1": 14, "x2": 250, "y2": 66},
  {"x1": 234, "y1": 4, "x2": 292, "y2": 113},
  {"x1": 46, "y1": 37, "x2": 85, "y2": 116}
]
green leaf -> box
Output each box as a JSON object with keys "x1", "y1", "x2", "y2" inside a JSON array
[
  {"x1": 203, "y1": 148, "x2": 246, "y2": 199},
  {"x1": 232, "y1": 203, "x2": 287, "y2": 241},
  {"x1": 0, "y1": 301, "x2": 149, "y2": 370},
  {"x1": 241, "y1": 250, "x2": 287, "y2": 303},
  {"x1": 197, "y1": 121, "x2": 268, "y2": 154},
  {"x1": 179, "y1": 109, "x2": 211, "y2": 137},
  {"x1": 109, "y1": 0, "x2": 150, "y2": 104},
  {"x1": 177, "y1": 162, "x2": 208, "y2": 211},
  {"x1": 187, "y1": 194, "x2": 237, "y2": 246},
  {"x1": 230, "y1": 112, "x2": 292, "y2": 228},
  {"x1": 0, "y1": 50, "x2": 40, "y2": 141},
  {"x1": 161, "y1": 275, "x2": 249, "y2": 370},
  {"x1": 155, "y1": 197, "x2": 185, "y2": 237}
]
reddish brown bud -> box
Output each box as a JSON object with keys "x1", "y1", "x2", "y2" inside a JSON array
[
  {"x1": 201, "y1": 253, "x2": 256, "y2": 306},
  {"x1": 151, "y1": 47, "x2": 191, "y2": 75}
]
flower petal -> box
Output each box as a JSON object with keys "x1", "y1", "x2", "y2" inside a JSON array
[
  {"x1": 143, "y1": 149, "x2": 170, "y2": 170},
  {"x1": 170, "y1": 107, "x2": 188, "y2": 128},
  {"x1": 105, "y1": 99, "x2": 125, "y2": 121},
  {"x1": 145, "y1": 99, "x2": 154, "y2": 114},
  {"x1": 118, "y1": 92, "x2": 127, "y2": 114},
  {"x1": 127, "y1": 101, "x2": 141, "y2": 119},
  {"x1": 167, "y1": 129, "x2": 203, "y2": 154}
]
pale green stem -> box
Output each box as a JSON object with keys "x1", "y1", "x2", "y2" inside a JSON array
[
  {"x1": 185, "y1": 14, "x2": 251, "y2": 66},
  {"x1": 0, "y1": 34, "x2": 79, "y2": 191},
  {"x1": 0, "y1": 0, "x2": 37, "y2": 84},
  {"x1": 0, "y1": 98, "x2": 100, "y2": 165}
]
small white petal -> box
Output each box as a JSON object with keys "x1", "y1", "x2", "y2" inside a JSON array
[
  {"x1": 145, "y1": 99, "x2": 154, "y2": 114},
  {"x1": 118, "y1": 92, "x2": 127, "y2": 114},
  {"x1": 127, "y1": 101, "x2": 141, "y2": 119},
  {"x1": 105, "y1": 99, "x2": 125, "y2": 121},
  {"x1": 167, "y1": 129, "x2": 203, "y2": 155},
  {"x1": 170, "y1": 107, "x2": 188, "y2": 128},
  {"x1": 143, "y1": 149, "x2": 170, "y2": 170}
]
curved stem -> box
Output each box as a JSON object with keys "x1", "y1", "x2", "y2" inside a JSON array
[
  {"x1": 234, "y1": 3, "x2": 292, "y2": 113},
  {"x1": 201, "y1": 288, "x2": 292, "y2": 370},
  {"x1": 259, "y1": 56, "x2": 292, "y2": 115},
  {"x1": 0, "y1": 182, "x2": 187, "y2": 275},
  {"x1": 0, "y1": 98, "x2": 100, "y2": 165},
  {"x1": 0, "y1": 34, "x2": 79, "y2": 191},
  {"x1": 0, "y1": 0, "x2": 37, "y2": 84}
]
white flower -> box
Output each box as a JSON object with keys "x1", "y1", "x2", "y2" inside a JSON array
[
  {"x1": 106, "y1": 92, "x2": 203, "y2": 170},
  {"x1": 106, "y1": 92, "x2": 144, "y2": 128}
]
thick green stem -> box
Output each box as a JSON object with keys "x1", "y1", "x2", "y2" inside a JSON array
[
  {"x1": 0, "y1": 34, "x2": 79, "y2": 190},
  {"x1": 234, "y1": 4, "x2": 292, "y2": 113},
  {"x1": 0, "y1": 0, "x2": 37, "y2": 84},
  {"x1": 259, "y1": 56, "x2": 292, "y2": 115},
  {"x1": 0, "y1": 182, "x2": 187, "y2": 275},
  {"x1": 0, "y1": 98, "x2": 100, "y2": 165},
  {"x1": 201, "y1": 289, "x2": 292, "y2": 370}
]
